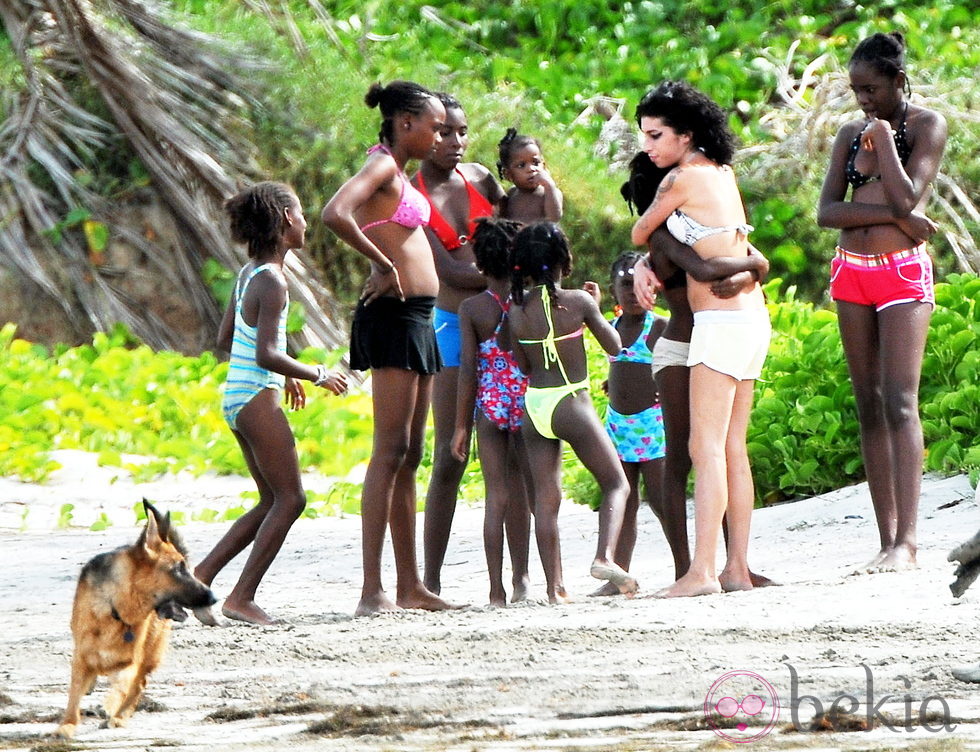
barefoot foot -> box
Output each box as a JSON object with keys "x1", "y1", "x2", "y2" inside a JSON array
[
  {"x1": 870, "y1": 543, "x2": 917, "y2": 573},
  {"x1": 221, "y1": 600, "x2": 275, "y2": 625},
  {"x1": 590, "y1": 560, "x2": 639, "y2": 596},
  {"x1": 355, "y1": 591, "x2": 401, "y2": 617},
  {"x1": 511, "y1": 575, "x2": 531, "y2": 603},
  {"x1": 548, "y1": 586, "x2": 573, "y2": 605},
  {"x1": 654, "y1": 572, "x2": 722, "y2": 598},
  {"x1": 749, "y1": 570, "x2": 778, "y2": 587},
  {"x1": 718, "y1": 567, "x2": 753, "y2": 593},
  {"x1": 588, "y1": 581, "x2": 621, "y2": 597},
  {"x1": 397, "y1": 584, "x2": 464, "y2": 611},
  {"x1": 489, "y1": 587, "x2": 507, "y2": 608},
  {"x1": 851, "y1": 549, "x2": 889, "y2": 576}
]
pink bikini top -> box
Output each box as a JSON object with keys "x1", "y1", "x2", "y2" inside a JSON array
[{"x1": 359, "y1": 144, "x2": 431, "y2": 232}]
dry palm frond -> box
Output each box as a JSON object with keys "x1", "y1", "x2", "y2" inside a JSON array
[
  {"x1": 0, "y1": 0, "x2": 346, "y2": 351},
  {"x1": 739, "y1": 48, "x2": 979, "y2": 274}
]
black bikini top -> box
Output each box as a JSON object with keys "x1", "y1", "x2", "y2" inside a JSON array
[{"x1": 845, "y1": 102, "x2": 912, "y2": 191}]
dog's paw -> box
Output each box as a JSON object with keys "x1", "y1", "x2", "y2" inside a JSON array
[
  {"x1": 54, "y1": 723, "x2": 77, "y2": 739},
  {"x1": 101, "y1": 716, "x2": 128, "y2": 729}
]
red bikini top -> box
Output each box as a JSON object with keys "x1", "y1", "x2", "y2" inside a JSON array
[{"x1": 415, "y1": 168, "x2": 494, "y2": 251}]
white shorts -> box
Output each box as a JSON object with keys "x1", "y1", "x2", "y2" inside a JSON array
[
  {"x1": 687, "y1": 309, "x2": 771, "y2": 381},
  {"x1": 651, "y1": 337, "x2": 691, "y2": 376}
]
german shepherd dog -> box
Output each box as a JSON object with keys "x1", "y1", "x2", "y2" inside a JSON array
[{"x1": 56, "y1": 500, "x2": 216, "y2": 739}]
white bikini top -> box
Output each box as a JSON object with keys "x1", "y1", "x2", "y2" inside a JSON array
[{"x1": 665, "y1": 209, "x2": 753, "y2": 246}]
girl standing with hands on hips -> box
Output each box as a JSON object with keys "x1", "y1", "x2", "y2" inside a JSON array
[
  {"x1": 497, "y1": 129, "x2": 563, "y2": 223},
  {"x1": 194, "y1": 182, "x2": 347, "y2": 626},
  {"x1": 631, "y1": 81, "x2": 770, "y2": 598},
  {"x1": 818, "y1": 32, "x2": 947, "y2": 573},
  {"x1": 509, "y1": 222, "x2": 637, "y2": 603},
  {"x1": 322, "y1": 80, "x2": 457, "y2": 616}
]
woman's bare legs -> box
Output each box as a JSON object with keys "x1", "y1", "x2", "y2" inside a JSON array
[
  {"x1": 357, "y1": 368, "x2": 455, "y2": 616},
  {"x1": 717, "y1": 379, "x2": 757, "y2": 592},
  {"x1": 658, "y1": 364, "x2": 736, "y2": 597},
  {"x1": 655, "y1": 365, "x2": 693, "y2": 580},
  {"x1": 423, "y1": 366, "x2": 467, "y2": 594},
  {"x1": 838, "y1": 300, "x2": 931, "y2": 573},
  {"x1": 194, "y1": 390, "x2": 305, "y2": 625}
]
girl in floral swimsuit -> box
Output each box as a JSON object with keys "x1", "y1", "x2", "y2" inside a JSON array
[{"x1": 451, "y1": 218, "x2": 532, "y2": 607}]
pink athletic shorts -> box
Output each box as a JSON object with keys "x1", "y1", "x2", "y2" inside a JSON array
[{"x1": 829, "y1": 244, "x2": 934, "y2": 312}]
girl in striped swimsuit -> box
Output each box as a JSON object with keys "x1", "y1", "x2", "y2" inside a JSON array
[{"x1": 194, "y1": 182, "x2": 346, "y2": 626}]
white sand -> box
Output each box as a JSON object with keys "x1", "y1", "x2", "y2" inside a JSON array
[{"x1": 1, "y1": 450, "x2": 979, "y2": 750}]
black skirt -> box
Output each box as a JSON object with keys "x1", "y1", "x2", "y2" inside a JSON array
[{"x1": 349, "y1": 295, "x2": 442, "y2": 375}]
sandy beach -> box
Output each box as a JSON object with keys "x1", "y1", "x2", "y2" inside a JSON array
[{"x1": 1, "y1": 450, "x2": 979, "y2": 751}]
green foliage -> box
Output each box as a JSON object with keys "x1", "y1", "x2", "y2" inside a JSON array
[
  {"x1": 920, "y1": 274, "x2": 980, "y2": 474},
  {"x1": 160, "y1": 0, "x2": 979, "y2": 302},
  {"x1": 1, "y1": 276, "x2": 976, "y2": 521},
  {"x1": 0, "y1": 321, "x2": 374, "y2": 485}
]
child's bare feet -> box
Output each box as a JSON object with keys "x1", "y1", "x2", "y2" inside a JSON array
[
  {"x1": 511, "y1": 575, "x2": 531, "y2": 603},
  {"x1": 588, "y1": 581, "x2": 621, "y2": 597},
  {"x1": 548, "y1": 586, "x2": 572, "y2": 605},
  {"x1": 221, "y1": 599, "x2": 276, "y2": 626},
  {"x1": 489, "y1": 587, "x2": 507, "y2": 608},
  {"x1": 654, "y1": 572, "x2": 722, "y2": 598},
  {"x1": 749, "y1": 570, "x2": 777, "y2": 587},
  {"x1": 355, "y1": 591, "x2": 401, "y2": 617},
  {"x1": 396, "y1": 583, "x2": 464, "y2": 611},
  {"x1": 590, "y1": 560, "x2": 639, "y2": 596}
]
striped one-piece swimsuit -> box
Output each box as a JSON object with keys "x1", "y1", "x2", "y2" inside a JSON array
[{"x1": 221, "y1": 263, "x2": 287, "y2": 428}]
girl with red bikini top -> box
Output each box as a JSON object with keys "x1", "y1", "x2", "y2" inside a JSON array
[{"x1": 410, "y1": 92, "x2": 506, "y2": 596}]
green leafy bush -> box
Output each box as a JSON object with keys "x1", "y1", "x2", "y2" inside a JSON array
[{"x1": 159, "y1": 0, "x2": 979, "y2": 304}]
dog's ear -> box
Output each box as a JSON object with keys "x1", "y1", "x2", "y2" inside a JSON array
[
  {"x1": 158, "y1": 511, "x2": 173, "y2": 545},
  {"x1": 140, "y1": 500, "x2": 165, "y2": 552}
]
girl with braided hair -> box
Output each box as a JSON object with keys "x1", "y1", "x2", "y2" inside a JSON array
[
  {"x1": 508, "y1": 222, "x2": 637, "y2": 603},
  {"x1": 322, "y1": 80, "x2": 457, "y2": 616},
  {"x1": 194, "y1": 182, "x2": 347, "y2": 625},
  {"x1": 450, "y1": 217, "x2": 532, "y2": 607},
  {"x1": 818, "y1": 32, "x2": 947, "y2": 573}
]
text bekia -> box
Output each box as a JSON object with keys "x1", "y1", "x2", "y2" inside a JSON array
[{"x1": 787, "y1": 663, "x2": 956, "y2": 733}]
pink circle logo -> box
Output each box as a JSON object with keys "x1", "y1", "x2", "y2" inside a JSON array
[{"x1": 704, "y1": 670, "x2": 780, "y2": 743}]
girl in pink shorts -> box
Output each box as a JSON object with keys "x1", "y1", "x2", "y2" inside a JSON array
[{"x1": 818, "y1": 32, "x2": 947, "y2": 574}]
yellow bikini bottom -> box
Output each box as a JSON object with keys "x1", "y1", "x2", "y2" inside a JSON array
[{"x1": 523, "y1": 379, "x2": 589, "y2": 440}]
